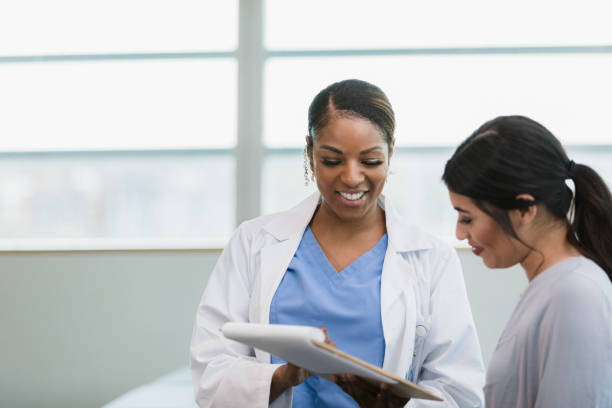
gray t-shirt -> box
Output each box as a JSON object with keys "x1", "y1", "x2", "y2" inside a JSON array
[{"x1": 485, "y1": 257, "x2": 612, "y2": 408}]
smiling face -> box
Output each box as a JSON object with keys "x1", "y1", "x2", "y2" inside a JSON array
[
  {"x1": 309, "y1": 114, "x2": 392, "y2": 224},
  {"x1": 448, "y1": 191, "x2": 529, "y2": 269}
]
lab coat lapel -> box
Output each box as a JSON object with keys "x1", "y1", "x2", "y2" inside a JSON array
[
  {"x1": 258, "y1": 239, "x2": 302, "y2": 324},
  {"x1": 257, "y1": 192, "x2": 320, "y2": 324},
  {"x1": 378, "y1": 195, "x2": 432, "y2": 314},
  {"x1": 378, "y1": 195, "x2": 433, "y2": 374},
  {"x1": 380, "y1": 248, "x2": 413, "y2": 316},
  {"x1": 380, "y1": 248, "x2": 416, "y2": 374}
]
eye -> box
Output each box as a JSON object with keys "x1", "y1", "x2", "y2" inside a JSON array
[
  {"x1": 459, "y1": 217, "x2": 472, "y2": 225},
  {"x1": 362, "y1": 159, "x2": 383, "y2": 166},
  {"x1": 322, "y1": 158, "x2": 341, "y2": 166}
]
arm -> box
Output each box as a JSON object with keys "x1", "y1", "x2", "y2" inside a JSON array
[
  {"x1": 409, "y1": 246, "x2": 485, "y2": 408},
  {"x1": 189, "y1": 225, "x2": 290, "y2": 408}
]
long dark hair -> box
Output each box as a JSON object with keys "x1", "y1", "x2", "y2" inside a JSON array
[{"x1": 442, "y1": 115, "x2": 612, "y2": 281}]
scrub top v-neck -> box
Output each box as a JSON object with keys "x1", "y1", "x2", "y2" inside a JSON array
[{"x1": 269, "y1": 225, "x2": 387, "y2": 407}]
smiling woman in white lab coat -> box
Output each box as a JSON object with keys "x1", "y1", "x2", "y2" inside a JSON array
[{"x1": 190, "y1": 79, "x2": 485, "y2": 408}]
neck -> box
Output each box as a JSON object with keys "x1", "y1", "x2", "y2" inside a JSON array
[{"x1": 520, "y1": 224, "x2": 582, "y2": 281}]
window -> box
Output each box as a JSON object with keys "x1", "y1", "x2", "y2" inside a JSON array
[
  {"x1": 263, "y1": 0, "x2": 612, "y2": 242},
  {"x1": 0, "y1": 1, "x2": 237, "y2": 247},
  {"x1": 2, "y1": 0, "x2": 611, "y2": 248}
]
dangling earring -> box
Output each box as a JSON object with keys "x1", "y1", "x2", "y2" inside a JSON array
[{"x1": 303, "y1": 147, "x2": 309, "y2": 186}]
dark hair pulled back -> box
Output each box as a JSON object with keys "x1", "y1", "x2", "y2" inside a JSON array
[
  {"x1": 307, "y1": 79, "x2": 395, "y2": 153},
  {"x1": 442, "y1": 115, "x2": 612, "y2": 281}
]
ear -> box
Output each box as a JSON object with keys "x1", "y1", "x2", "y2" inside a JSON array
[
  {"x1": 305, "y1": 135, "x2": 315, "y2": 173},
  {"x1": 388, "y1": 138, "x2": 395, "y2": 161},
  {"x1": 512, "y1": 193, "x2": 537, "y2": 225}
]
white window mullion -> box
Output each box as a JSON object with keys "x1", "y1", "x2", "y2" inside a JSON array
[{"x1": 236, "y1": 0, "x2": 264, "y2": 225}]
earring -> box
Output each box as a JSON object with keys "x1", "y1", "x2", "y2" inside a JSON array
[{"x1": 303, "y1": 147, "x2": 309, "y2": 186}]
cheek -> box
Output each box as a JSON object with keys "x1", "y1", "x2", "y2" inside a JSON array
[
  {"x1": 477, "y1": 223, "x2": 500, "y2": 246},
  {"x1": 487, "y1": 235, "x2": 519, "y2": 264},
  {"x1": 371, "y1": 167, "x2": 389, "y2": 184}
]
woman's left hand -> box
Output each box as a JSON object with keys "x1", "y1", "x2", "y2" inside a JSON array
[{"x1": 334, "y1": 373, "x2": 410, "y2": 408}]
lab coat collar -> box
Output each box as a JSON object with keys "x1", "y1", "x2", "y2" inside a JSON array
[
  {"x1": 261, "y1": 192, "x2": 320, "y2": 240},
  {"x1": 262, "y1": 192, "x2": 434, "y2": 253},
  {"x1": 378, "y1": 195, "x2": 435, "y2": 252}
]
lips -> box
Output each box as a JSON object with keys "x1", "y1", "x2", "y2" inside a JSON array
[{"x1": 470, "y1": 243, "x2": 484, "y2": 256}]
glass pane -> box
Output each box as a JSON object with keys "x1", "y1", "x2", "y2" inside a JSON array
[
  {"x1": 383, "y1": 149, "x2": 456, "y2": 240},
  {"x1": 0, "y1": 152, "x2": 234, "y2": 240},
  {"x1": 262, "y1": 150, "x2": 318, "y2": 216},
  {"x1": 266, "y1": 0, "x2": 612, "y2": 50},
  {"x1": 263, "y1": 147, "x2": 612, "y2": 243},
  {"x1": 0, "y1": 0, "x2": 237, "y2": 55},
  {"x1": 0, "y1": 59, "x2": 236, "y2": 151},
  {"x1": 264, "y1": 55, "x2": 612, "y2": 148}
]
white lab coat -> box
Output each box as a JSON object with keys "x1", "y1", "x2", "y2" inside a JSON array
[{"x1": 190, "y1": 193, "x2": 485, "y2": 408}]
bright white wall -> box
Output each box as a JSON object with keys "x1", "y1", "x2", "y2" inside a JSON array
[{"x1": 0, "y1": 248, "x2": 526, "y2": 407}]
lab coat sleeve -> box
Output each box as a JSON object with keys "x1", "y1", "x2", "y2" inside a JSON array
[
  {"x1": 410, "y1": 246, "x2": 485, "y2": 408},
  {"x1": 189, "y1": 223, "x2": 291, "y2": 408}
]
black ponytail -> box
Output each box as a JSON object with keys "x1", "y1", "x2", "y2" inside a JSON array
[{"x1": 567, "y1": 163, "x2": 612, "y2": 281}]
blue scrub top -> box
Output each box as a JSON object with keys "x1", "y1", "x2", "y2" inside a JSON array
[{"x1": 269, "y1": 226, "x2": 387, "y2": 407}]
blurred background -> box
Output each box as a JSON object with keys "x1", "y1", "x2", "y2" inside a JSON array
[{"x1": 0, "y1": 0, "x2": 610, "y2": 406}]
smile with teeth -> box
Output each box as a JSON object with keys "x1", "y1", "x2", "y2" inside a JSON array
[{"x1": 339, "y1": 191, "x2": 366, "y2": 201}]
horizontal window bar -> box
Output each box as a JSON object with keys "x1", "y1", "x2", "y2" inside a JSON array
[
  {"x1": 0, "y1": 148, "x2": 234, "y2": 158},
  {"x1": 0, "y1": 238, "x2": 226, "y2": 252},
  {"x1": 2, "y1": 145, "x2": 612, "y2": 157},
  {"x1": 267, "y1": 45, "x2": 612, "y2": 58},
  {"x1": 3, "y1": 45, "x2": 611, "y2": 64},
  {"x1": 0, "y1": 236, "x2": 465, "y2": 252},
  {"x1": 0, "y1": 51, "x2": 236, "y2": 64},
  {"x1": 265, "y1": 145, "x2": 612, "y2": 154}
]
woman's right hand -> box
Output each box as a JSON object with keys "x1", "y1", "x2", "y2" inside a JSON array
[
  {"x1": 269, "y1": 362, "x2": 311, "y2": 403},
  {"x1": 269, "y1": 326, "x2": 336, "y2": 403}
]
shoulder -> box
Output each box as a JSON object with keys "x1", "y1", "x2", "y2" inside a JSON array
[
  {"x1": 235, "y1": 210, "x2": 284, "y2": 237},
  {"x1": 533, "y1": 258, "x2": 612, "y2": 335},
  {"x1": 229, "y1": 193, "x2": 318, "y2": 248},
  {"x1": 382, "y1": 195, "x2": 453, "y2": 257},
  {"x1": 383, "y1": 200, "x2": 461, "y2": 291},
  {"x1": 549, "y1": 257, "x2": 612, "y2": 310},
  {"x1": 533, "y1": 258, "x2": 612, "y2": 362}
]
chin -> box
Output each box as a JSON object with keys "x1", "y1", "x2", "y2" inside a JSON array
[
  {"x1": 335, "y1": 208, "x2": 367, "y2": 221},
  {"x1": 482, "y1": 257, "x2": 498, "y2": 269},
  {"x1": 483, "y1": 258, "x2": 513, "y2": 270}
]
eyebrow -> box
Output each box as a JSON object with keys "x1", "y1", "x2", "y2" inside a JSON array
[
  {"x1": 319, "y1": 145, "x2": 383, "y2": 155},
  {"x1": 453, "y1": 206, "x2": 469, "y2": 213}
]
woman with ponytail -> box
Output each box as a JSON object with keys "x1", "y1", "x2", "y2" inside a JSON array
[{"x1": 443, "y1": 115, "x2": 612, "y2": 408}]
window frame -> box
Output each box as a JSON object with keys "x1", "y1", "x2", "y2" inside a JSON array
[{"x1": 1, "y1": 0, "x2": 611, "y2": 251}]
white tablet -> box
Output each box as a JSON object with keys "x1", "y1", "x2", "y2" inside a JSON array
[{"x1": 221, "y1": 322, "x2": 442, "y2": 401}]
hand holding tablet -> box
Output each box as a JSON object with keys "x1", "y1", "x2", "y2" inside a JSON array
[{"x1": 221, "y1": 322, "x2": 443, "y2": 401}]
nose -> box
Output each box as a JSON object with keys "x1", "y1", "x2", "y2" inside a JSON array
[
  {"x1": 456, "y1": 222, "x2": 468, "y2": 241},
  {"x1": 340, "y1": 160, "x2": 364, "y2": 186}
]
